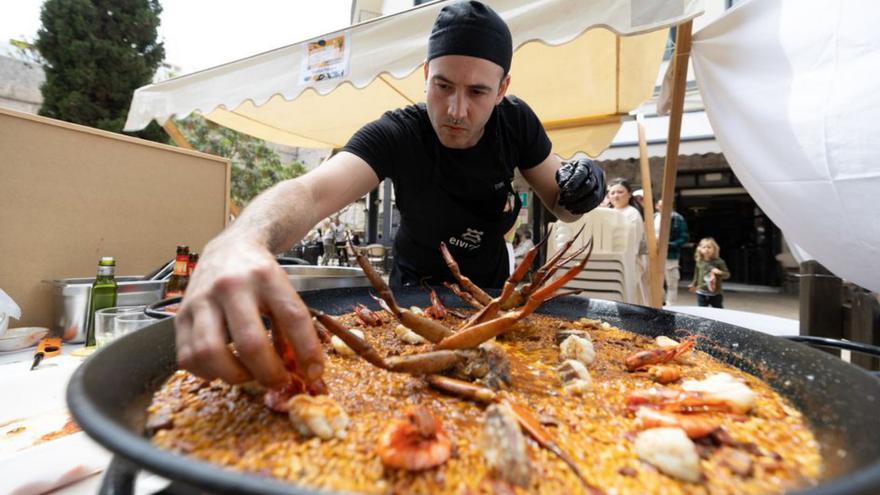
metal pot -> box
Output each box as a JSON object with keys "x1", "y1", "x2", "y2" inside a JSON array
[{"x1": 67, "y1": 287, "x2": 880, "y2": 494}]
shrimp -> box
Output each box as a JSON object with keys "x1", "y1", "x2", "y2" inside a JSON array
[
  {"x1": 353, "y1": 303, "x2": 382, "y2": 327},
  {"x1": 625, "y1": 336, "x2": 695, "y2": 372},
  {"x1": 376, "y1": 405, "x2": 452, "y2": 471},
  {"x1": 634, "y1": 407, "x2": 721, "y2": 439},
  {"x1": 626, "y1": 373, "x2": 756, "y2": 416},
  {"x1": 681, "y1": 373, "x2": 757, "y2": 415},
  {"x1": 423, "y1": 287, "x2": 447, "y2": 320}
]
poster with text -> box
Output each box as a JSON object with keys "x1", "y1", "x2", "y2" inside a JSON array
[{"x1": 301, "y1": 34, "x2": 350, "y2": 84}]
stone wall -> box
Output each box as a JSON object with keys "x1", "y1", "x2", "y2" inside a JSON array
[{"x1": 0, "y1": 55, "x2": 45, "y2": 114}]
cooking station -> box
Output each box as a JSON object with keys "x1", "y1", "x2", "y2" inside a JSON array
[{"x1": 2, "y1": 0, "x2": 879, "y2": 492}]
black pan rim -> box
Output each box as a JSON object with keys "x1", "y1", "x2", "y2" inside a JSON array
[{"x1": 67, "y1": 288, "x2": 880, "y2": 495}]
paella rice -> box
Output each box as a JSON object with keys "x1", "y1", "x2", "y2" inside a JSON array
[{"x1": 148, "y1": 312, "x2": 822, "y2": 494}]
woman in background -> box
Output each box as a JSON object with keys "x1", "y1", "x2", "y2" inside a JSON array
[{"x1": 607, "y1": 178, "x2": 648, "y2": 304}]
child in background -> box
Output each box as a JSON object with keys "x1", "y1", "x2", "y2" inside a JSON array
[{"x1": 689, "y1": 237, "x2": 731, "y2": 308}]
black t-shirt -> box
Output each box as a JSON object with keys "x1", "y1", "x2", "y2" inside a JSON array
[{"x1": 343, "y1": 95, "x2": 552, "y2": 286}]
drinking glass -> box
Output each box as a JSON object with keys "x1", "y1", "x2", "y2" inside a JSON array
[{"x1": 94, "y1": 306, "x2": 146, "y2": 347}]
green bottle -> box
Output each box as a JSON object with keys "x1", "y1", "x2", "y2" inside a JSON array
[{"x1": 86, "y1": 257, "x2": 118, "y2": 347}]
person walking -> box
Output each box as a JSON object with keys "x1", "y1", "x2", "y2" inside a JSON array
[
  {"x1": 689, "y1": 237, "x2": 730, "y2": 308},
  {"x1": 331, "y1": 217, "x2": 349, "y2": 266},
  {"x1": 322, "y1": 221, "x2": 336, "y2": 265},
  {"x1": 654, "y1": 197, "x2": 689, "y2": 305}
]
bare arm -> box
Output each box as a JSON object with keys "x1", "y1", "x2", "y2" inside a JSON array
[
  {"x1": 176, "y1": 152, "x2": 379, "y2": 389},
  {"x1": 223, "y1": 151, "x2": 380, "y2": 253},
  {"x1": 519, "y1": 152, "x2": 582, "y2": 223}
]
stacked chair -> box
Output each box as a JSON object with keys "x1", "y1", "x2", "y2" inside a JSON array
[
  {"x1": 361, "y1": 244, "x2": 387, "y2": 274},
  {"x1": 546, "y1": 207, "x2": 643, "y2": 304}
]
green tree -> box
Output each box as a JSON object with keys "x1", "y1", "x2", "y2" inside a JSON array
[
  {"x1": 175, "y1": 114, "x2": 308, "y2": 207},
  {"x1": 35, "y1": 0, "x2": 166, "y2": 142}
]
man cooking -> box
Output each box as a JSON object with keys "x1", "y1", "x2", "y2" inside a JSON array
[{"x1": 175, "y1": 0, "x2": 606, "y2": 391}]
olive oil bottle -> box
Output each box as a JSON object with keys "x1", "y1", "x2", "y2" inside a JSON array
[{"x1": 85, "y1": 257, "x2": 118, "y2": 347}]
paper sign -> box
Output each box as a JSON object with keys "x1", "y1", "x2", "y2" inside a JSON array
[{"x1": 301, "y1": 34, "x2": 349, "y2": 83}]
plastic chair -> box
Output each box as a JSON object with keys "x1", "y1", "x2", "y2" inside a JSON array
[
  {"x1": 548, "y1": 208, "x2": 644, "y2": 304},
  {"x1": 362, "y1": 244, "x2": 387, "y2": 273}
]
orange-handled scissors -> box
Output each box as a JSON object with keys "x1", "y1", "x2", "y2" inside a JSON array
[{"x1": 31, "y1": 337, "x2": 62, "y2": 370}]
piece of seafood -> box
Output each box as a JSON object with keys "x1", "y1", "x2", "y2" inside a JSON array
[
  {"x1": 625, "y1": 336, "x2": 695, "y2": 372},
  {"x1": 481, "y1": 402, "x2": 532, "y2": 487},
  {"x1": 559, "y1": 334, "x2": 596, "y2": 366},
  {"x1": 554, "y1": 328, "x2": 592, "y2": 345},
  {"x1": 424, "y1": 287, "x2": 447, "y2": 320},
  {"x1": 450, "y1": 341, "x2": 512, "y2": 390},
  {"x1": 353, "y1": 303, "x2": 382, "y2": 327},
  {"x1": 394, "y1": 324, "x2": 429, "y2": 345},
  {"x1": 557, "y1": 359, "x2": 592, "y2": 395},
  {"x1": 647, "y1": 365, "x2": 682, "y2": 384},
  {"x1": 377, "y1": 405, "x2": 452, "y2": 471},
  {"x1": 288, "y1": 395, "x2": 350, "y2": 440},
  {"x1": 626, "y1": 385, "x2": 754, "y2": 416},
  {"x1": 633, "y1": 427, "x2": 701, "y2": 482},
  {"x1": 331, "y1": 328, "x2": 364, "y2": 357},
  {"x1": 655, "y1": 335, "x2": 695, "y2": 364},
  {"x1": 681, "y1": 373, "x2": 757, "y2": 415},
  {"x1": 634, "y1": 407, "x2": 721, "y2": 439}
]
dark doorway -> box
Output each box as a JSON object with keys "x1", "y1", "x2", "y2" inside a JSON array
[{"x1": 677, "y1": 184, "x2": 782, "y2": 287}]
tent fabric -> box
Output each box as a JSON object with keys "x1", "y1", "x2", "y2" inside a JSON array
[
  {"x1": 692, "y1": 0, "x2": 880, "y2": 292},
  {"x1": 125, "y1": 0, "x2": 703, "y2": 158}
]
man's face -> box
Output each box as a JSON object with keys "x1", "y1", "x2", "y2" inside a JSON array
[{"x1": 424, "y1": 55, "x2": 510, "y2": 149}]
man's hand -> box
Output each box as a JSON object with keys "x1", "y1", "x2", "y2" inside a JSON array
[
  {"x1": 174, "y1": 236, "x2": 324, "y2": 389},
  {"x1": 555, "y1": 158, "x2": 606, "y2": 214}
]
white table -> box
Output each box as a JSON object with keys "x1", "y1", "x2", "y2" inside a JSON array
[
  {"x1": 0, "y1": 345, "x2": 169, "y2": 494},
  {"x1": 664, "y1": 305, "x2": 799, "y2": 337}
]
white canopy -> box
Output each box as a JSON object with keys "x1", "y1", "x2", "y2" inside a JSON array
[
  {"x1": 692, "y1": 0, "x2": 880, "y2": 292},
  {"x1": 125, "y1": 0, "x2": 703, "y2": 158}
]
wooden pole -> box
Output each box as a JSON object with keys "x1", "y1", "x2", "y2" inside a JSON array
[
  {"x1": 543, "y1": 113, "x2": 628, "y2": 131},
  {"x1": 637, "y1": 114, "x2": 662, "y2": 307},
  {"x1": 162, "y1": 119, "x2": 194, "y2": 150},
  {"x1": 656, "y1": 21, "x2": 693, "y2": 302}
]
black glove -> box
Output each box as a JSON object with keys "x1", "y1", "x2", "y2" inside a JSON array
[{"x1": 555, "y1": 158, "x2": 606, "y2": 214}]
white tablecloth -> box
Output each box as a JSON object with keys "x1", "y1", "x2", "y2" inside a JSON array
[
  {"x1": 665, "y1": 306, "x2": 799, "y2": 337},
  {"x1": 0, "y1": 347, "x2": 169, "y2": 494}
]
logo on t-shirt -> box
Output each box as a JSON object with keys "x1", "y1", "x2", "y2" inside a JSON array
[{"x1": 449, "y1": 228, "x2": 483, "y2": 250}]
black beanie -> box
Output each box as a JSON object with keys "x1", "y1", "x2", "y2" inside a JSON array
[{"x1": 427, "y1": 1, "x2": 513, "y2": 74}]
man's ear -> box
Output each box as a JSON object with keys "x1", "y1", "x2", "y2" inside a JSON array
[
  {"x1": 423, "y1": 62, "x2": 430, "y2": 93},
  {"x1": 496, "y1": 74, "x2": 511, "y2": 104}
]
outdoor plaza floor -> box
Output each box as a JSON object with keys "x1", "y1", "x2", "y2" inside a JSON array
[{"x1": 672, "y1": 284, "x2": 800, "y2": 321}]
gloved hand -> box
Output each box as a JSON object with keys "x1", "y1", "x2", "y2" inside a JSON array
[{"x1": 555, "y1": 158, "x2": 606, "y2": 214}]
